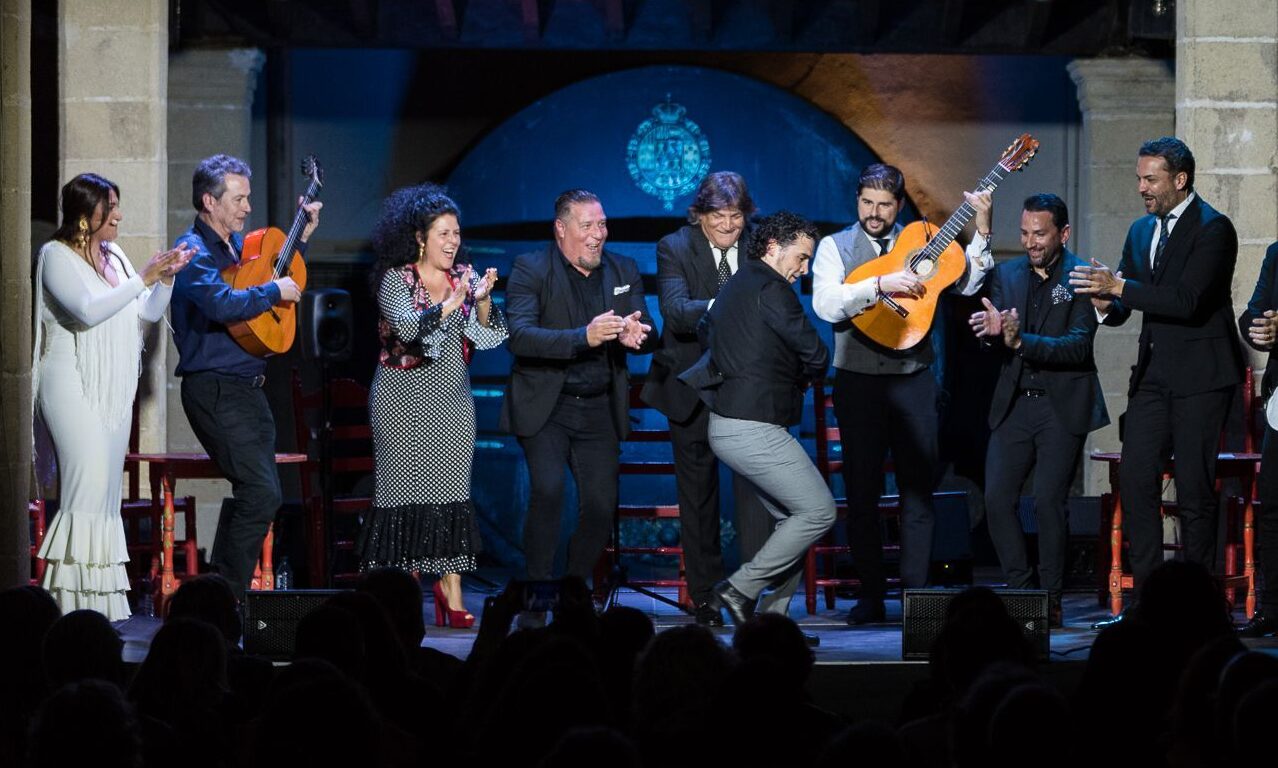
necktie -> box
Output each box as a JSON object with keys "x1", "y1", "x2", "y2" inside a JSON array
[
  {"x1": 874, "y1": 238, "x2": 891, "y2": 256},
  {"x1": 716, "y1": 247, "x2": 732, "y2": 290},
  {"x1": 1153, "y1": 214, "x2": 1175, "y2": 271}
]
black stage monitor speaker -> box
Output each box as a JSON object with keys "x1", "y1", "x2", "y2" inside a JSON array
[
  {"x1": 902, "y1": 588, "x2": 1049, "y2": 661},
  {"x1": 243, "y1": 589, "x2": 345, "y2": 660},
  {"x1": 300, "y1": 288, "x2": 353, "y2": 362}
]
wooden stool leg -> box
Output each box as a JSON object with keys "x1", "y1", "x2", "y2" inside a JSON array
[
  {"x1": 804, "y1": 547, "x2": 817, "y2": 615},
  {"x1": 1109, "y1": 493, "x2": 1125, "y2": 616},
  {"x1": 1245, "y1": 499, "x2": 1257, "y2": 618},
  {"x1": 155, "y1": 474, "x2": 180, "y2": 617}
]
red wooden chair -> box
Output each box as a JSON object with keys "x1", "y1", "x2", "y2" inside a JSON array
[
  {"x1": 291, "y1": 369, "x2": 375, "y2": 587},
  {"x1": 29, "y1": 499, "x2": 47, "y2": 586},
  {"x1": 1093, "y1": 367, "x2": 1258, "y2": 616},
  {"x1": 594, "y1": 383, "x2": 690, "y2": 609}
]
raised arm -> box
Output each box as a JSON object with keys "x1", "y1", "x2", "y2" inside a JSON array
[
  {"x1": 655, "y1": 236, "x2": 710, "y2": 335},
  {"x1": 40, "y1": 243, "x2": 145, "y2": 328}
]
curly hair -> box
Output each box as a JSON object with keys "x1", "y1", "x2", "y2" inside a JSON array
[
  {"x1": 745, "y1": 210, "x2": 819, "y2": 261},
  {"x1": 369, "y1": 182, "x2": 461, "y2": 294}
]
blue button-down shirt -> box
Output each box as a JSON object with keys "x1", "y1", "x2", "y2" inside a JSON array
[{"x1": 171, "y1": 217, "x2": 293, "y2": 378}]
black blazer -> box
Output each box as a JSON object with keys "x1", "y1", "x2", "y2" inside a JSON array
[
  {"x1": 1239, "y1": 240, "x2": 1278, "y2": 397},
  {"x1": 641, "y1": 224, "x2": 731, "y2": 422},
  {"x1": 499, "y1": 244, "x2": 656, "y2": 439},
  {"x1": 679, "y1": 259, "x2": 829, "y2": 427},
  {"x1": 1103, "y1": 195, "x2": 1243, "y2": 396},
  {"x1": 984, "y1": 250, "x2": 1109, "y2": 436}
]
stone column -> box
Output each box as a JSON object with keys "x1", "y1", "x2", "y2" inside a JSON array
[
  {"x1": 0, "y1": 0, "x2": 32, "y2": 587},
  {"x1": 166, "y1": 49, "x2": 264, "y2": 548},
  {"x1": 1176, "y1": 0, "x2": 1278, "y2": 386},
  {"x1": 1068, "y1": 59, "x2": 1175, "y2": 493},
  {"x1": 59, "y1": 0, "x2": 169, "y2": 453}
]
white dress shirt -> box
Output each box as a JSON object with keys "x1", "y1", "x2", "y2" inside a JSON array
[{"x1": 706, "y1": 239, "x2": 738, "y2": 310}]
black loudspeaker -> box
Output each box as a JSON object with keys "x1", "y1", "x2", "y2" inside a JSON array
[
  {"x1": 300, "y1": 288, "x2": 353, "y2": 362},
  {"x1": 902, "y1": 588, "x2": 1050, "y2": 661},
  {"x1": 243, "y1": 589, "x2": 344, "y2": 660}
]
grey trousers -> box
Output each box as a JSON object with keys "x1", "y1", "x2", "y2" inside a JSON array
[{"x1": 708, "y1": 413, "x2": 837, "y2": 600}]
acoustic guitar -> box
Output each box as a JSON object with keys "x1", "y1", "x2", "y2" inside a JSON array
[
  {"x1": 223, "y1": 154, "x2": 324, "y2": 357},
  {"x1": 845, "y1": 134, "x2": 1040, "y2": 350}
]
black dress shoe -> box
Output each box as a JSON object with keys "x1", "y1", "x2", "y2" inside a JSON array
[
  {"x1": 710, "y1": 580, "x2": 756, "y2": 626},
  {"x1": 695, "y1": 602, "x2": 724, "y2": 627},
  {"x1": 846, "y1": 599, "x2": 886, "y2": 626},
  {"x1": 803, "y1": 631, "x2": 820, "y2": 648},
  {"x1": 1090, "y1": 610, "x2": 1127, "y2": 631},
  {"x1": 1239, "y1": 611, "x2": 1278, "y2": 638}
]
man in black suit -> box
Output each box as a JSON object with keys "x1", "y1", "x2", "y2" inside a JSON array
[
  {"x1": 1072, "y1": 137, "x2": 1243, "y2": 617},
  {"x1": 501, "y1": 189, "x2": 656, "y2": 585},
  {"x1": 1237, "y1": 240, "x2": 1278, "y2": 637},
  {"x1": 641, "y1": 172, "x2": 770, "y2": 625},
  {"x1": 679, "y1": 211, "x2": 835, "y2": 625},
  {"x1": 969, "y1": 194, "x2": 1109, "y2": 626}
]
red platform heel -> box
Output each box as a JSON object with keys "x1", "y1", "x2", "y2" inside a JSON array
[
  {"x1": 432, "y1": 581, "x2": 449, "y2": 627},
  {"x1": 447, "y1": 607, "x2": 475, "y2": 629}
]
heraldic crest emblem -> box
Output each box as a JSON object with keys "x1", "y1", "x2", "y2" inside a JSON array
[{"x1": 626, "y1": 95, "x2": 712, "y2": 211}]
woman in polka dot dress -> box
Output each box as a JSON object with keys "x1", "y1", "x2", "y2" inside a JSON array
[{"x1": 357, "y1": 183, "x2": 507, "y2": 627}]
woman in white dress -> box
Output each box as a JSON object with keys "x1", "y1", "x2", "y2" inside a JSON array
[{"x1": 34, "y1": 173, "x2": 193, "y2": 620}]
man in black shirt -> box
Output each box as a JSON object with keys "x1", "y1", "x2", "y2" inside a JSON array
[
  {"x1": 969, "y1": 194, "x2": 1108, "y2": 625},
  {"x1": 501, "y1": 189, "x2": 656, "y2": 585}
]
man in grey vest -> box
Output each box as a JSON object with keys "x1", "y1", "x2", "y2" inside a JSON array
[{"x1": 812, "y1": 163, "x2": 993, "y2": 624}]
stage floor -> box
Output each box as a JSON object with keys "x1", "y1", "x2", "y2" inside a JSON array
[{"x1": 114, "y1": 567, "x2": 1278, "y2": 666}]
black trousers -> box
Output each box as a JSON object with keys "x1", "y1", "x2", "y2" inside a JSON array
[
  {"x1": 668, "y1": 402, "x2": 768, "y2": 605},
  {"x1": 519, "y1": 393, "x2": 619, "y2": 581},
  {"x1": 984, "y1": 393, "x2": 1084, "y2": 596},
  {"x1": 1255, "y1": 426, "x2": 1278, "y2": 614},
  {"x1": 1119, "y1": 372, "x2": 1231, "y2": 590},
  {"x1": 181, "y1": 373, "x2": 283, "y2": 599},
  {"x1": 833, "y1": 367, "x2": 937, "y2": 601}
]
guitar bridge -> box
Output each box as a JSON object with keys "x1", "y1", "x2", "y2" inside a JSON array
[{"x1": 878, "y1": 294, "x2": 910, "y2": 318}]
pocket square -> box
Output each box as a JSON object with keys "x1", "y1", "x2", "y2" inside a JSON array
[
  {"x1": 613, "y1": 284, "x2": 631, "y2": 296},
  {"x1": 1051, "y1": 283, "x2": 1071, "y2": 305}
]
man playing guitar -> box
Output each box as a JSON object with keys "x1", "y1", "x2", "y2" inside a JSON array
[
  {"x1": 170, "y1": 153, "x2": 321, "y2": 600},
  {"x1": 811, "y1": 163, "x2": 992, "y2": 624}
]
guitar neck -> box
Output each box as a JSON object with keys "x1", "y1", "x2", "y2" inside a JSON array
[
  {"x1": 918, "y1": 162, "x2": 1009, "y2": 258},
  {"x1": 273, "y1": 178, "x2": 321, "y2": 279}
]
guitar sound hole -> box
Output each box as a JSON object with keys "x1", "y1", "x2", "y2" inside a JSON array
[{"x1": 912, "y1": 257, "x2": 936, "y2": 279}]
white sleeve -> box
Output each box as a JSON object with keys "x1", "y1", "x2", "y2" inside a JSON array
[
  {"x1": 954, "y1": 233, "x2": 994, "y2": 296},
  {"x1": 109, "y1": 244, "x2": 171, "y2": 323},
  {"x1": 42, "y1": 244, "x2": 145, "y2": 328},
  {"x1": 812, "y1": 235, "x2": 877, "y2": 323}
]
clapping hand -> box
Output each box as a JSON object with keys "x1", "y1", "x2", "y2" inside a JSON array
[
  {"x1": 618, "y1": 310, "x2": 651, "y2": 350},
  {"x1": 969, "y1": 297, "x2": 1003, "y2": 338},
  {"x1": 440, "y1": 267, "x2": 473, "y2": 316},
  {"x1": 1001, "y1": 307, "x2": 1022, "y2": 349},
  {"x1": 1250, "y1": 309, "x2": 1278, "y2": 350},
  {"x1": 472, "y1": 267, "x2": 498, "y2": 302},
  {"x1": 142, "y1": 243, "x2": 195, "y2": 287}
]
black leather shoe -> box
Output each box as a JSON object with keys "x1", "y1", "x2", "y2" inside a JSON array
[
  {"x1": 1049, "y1": 595, "x2": 1063, "y2": 629},
  {"x1": 846, "y1": 599, "x2": 886, "y2": 626},
  {"x1": 711, "y1": 580, "x2": 756, "y2": 626},
  {"x1": 803, "y1": 631, "x2": 820, "y2": 648},
  {"x1": 695, "y1": 602, "x2": 724, "y2": 627},
  {"x1": 1239, "y1": 611, "x2": 1278, "y2": 638},
  {"x1": 1091, "y1": 611, "x2": 1126, "y2": 631}
]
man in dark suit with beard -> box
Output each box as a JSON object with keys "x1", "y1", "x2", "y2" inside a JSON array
[
  {"x1": 969, "y1": 194, "x2": 1108, "y2": 627},
  {"x1": 641, "y1": 172, "x2": 771, "y2": 625},
  {"x1": 1072, "y1": 137, "x2": 1243, "y2": 624},
  {"x1": 501, "y1": 189, "x2": 656, "y2": 588}
]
